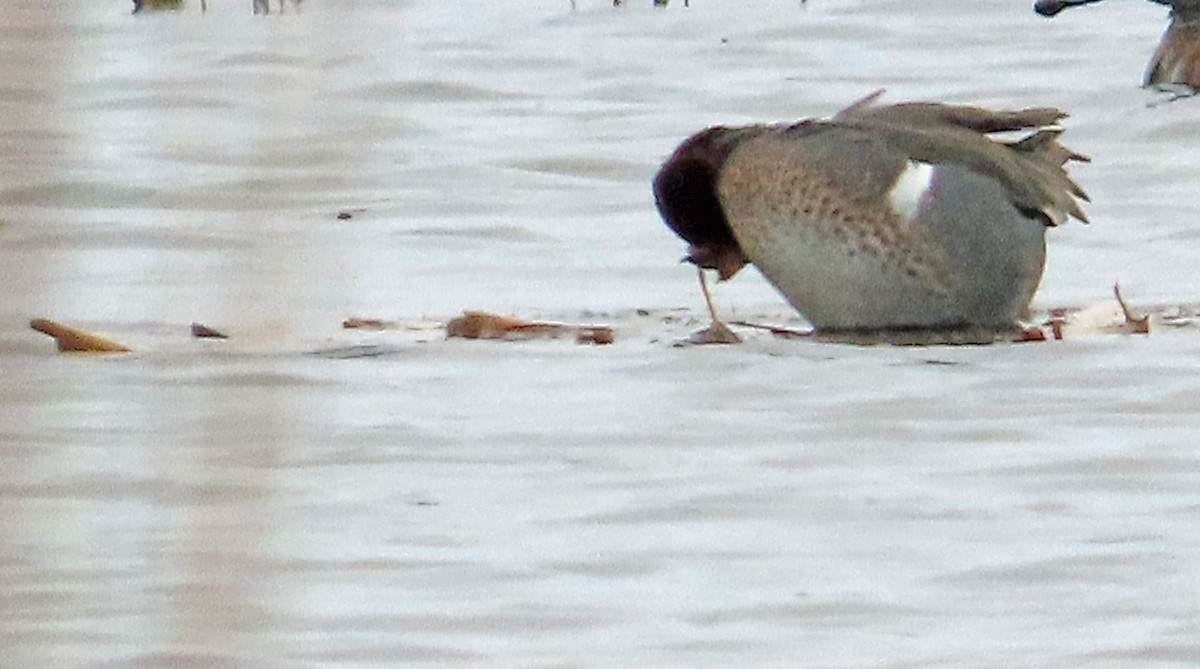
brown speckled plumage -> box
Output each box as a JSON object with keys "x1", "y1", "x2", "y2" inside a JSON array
[{"x1": 714, "y1": 129, "x2": 956, "y2": 299}]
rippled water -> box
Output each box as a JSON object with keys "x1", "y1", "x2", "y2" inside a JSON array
[{"x1": 4, "y1": 1, "x2": 1200, "y2": 667}]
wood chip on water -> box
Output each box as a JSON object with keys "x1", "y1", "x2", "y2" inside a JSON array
[
  {"x1": 343, "y1": 317, "x2": 392, "y2": 330},
  {"x1": 29, "y1": 319, "x2": 131, "y2": 353},
  {"x1": 446, "y1": 310, "x2": 614, "y2": 345}
]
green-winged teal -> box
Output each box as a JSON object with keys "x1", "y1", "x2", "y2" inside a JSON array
[
  {"x1": 1036, "y1": 0, "x2": 1200, "y2": 89},
  {"x1": 653, "y1": 92, "x2": 1090, "y2": 338}
]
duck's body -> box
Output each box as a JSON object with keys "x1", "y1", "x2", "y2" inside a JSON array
[
  {"x1": 1036, "y1": 0, "x2": 1200, "y2": 89},
  {"x1": 653, "y1": 93, "x2": 1089, "y2": 335}
]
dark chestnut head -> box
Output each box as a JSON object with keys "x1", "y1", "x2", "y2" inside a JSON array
[{"x1": 653, "y1": 126, "x2": 765, "y2": 280}]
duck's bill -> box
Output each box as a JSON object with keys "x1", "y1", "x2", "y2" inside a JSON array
[{"x1": 1034, "y1": 0, "x2": 1107, "y2": 17}]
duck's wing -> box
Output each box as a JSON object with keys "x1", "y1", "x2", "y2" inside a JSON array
[
  {"x1": 713, "y1": 121, "x2": 937, "y2": 263},
  {"x1": 838, "y1": 100, "x2": 1065, "y2": 134},
  {"x1": 833, "y1": 98, "x2": 1089, "y2": 227}
]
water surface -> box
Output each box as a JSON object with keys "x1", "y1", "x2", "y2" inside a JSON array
[{"x1": 3, "y1": 1, "x2": 1200, "y2": 667}]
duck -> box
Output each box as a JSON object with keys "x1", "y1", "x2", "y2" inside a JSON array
[
  {"x1": 653, "y1": 91, "x2": 1090, "y2": 341},
  {"x1": 1035, "y1": 0, "x2": 1200, "y2": 89}
]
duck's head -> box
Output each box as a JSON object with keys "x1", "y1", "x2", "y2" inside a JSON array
[{"x1": 653, "y1": 126, "x2": 770, "y2": 281}]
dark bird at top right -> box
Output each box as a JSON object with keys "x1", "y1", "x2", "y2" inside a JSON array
[{"x1": 1035, "y1": 0, "x2": 1200, "y2": 89}]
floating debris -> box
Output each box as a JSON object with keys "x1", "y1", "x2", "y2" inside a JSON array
[
  {"x1": 576, "y1": 327, "x2": 615, "y2": 345},
  {"x1": 29, "y1": 319, "x2": 131, "y2": 353},
  {"x1": 1113, "y1": 283, "x2": 1151, "y2": 335},
  {"x1": 190, "y1": 322, "x2": 228, "y2": 339},
  {"x1": 681, "y1": 321, "x2": 742, "y2": 346},
  {"x1": 342, "y1": 317, "x2": 391, "y2": 330},
  {"x1": 730, "y1": 320, "x2": 809, "y2": 340},
  {"x1": 446, "y1": 310, "x2": 613, "y2": 345},
  {"x1": 1046, "y1": 283, "x2": 1152, "y2": 338},
  {"x1": 309, "y1": 344, "x2": 398, "y2": 359},
  {"x1": 342, "y1": 317, "x2": 443, "y2": 332}
]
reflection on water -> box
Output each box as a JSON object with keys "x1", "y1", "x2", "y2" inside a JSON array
[
  {"x1": 132, "y1": 0, "x2": 186, "y2": 13},
  {"x1": 132, "y1": 0, "x2": 303, "y2": 15},
  {"x1": 3, "y1": 0, "x2": 1200, "y2": 667}
]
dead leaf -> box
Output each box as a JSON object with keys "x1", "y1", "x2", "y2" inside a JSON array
[{"x1": 30, "y1": 319, "x2": 131, "y2": 353}]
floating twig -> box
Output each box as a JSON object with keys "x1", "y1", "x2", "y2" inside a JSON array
[
  {"x1": 446, "y1": 310, "x2": 613, "y2": 345},
  {"x1": 1113, "y1": 283, "x2": 1151, "y2": 334},
  {"x1": 30, "y1": 319, "x2": 131, "y2": 353}
]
